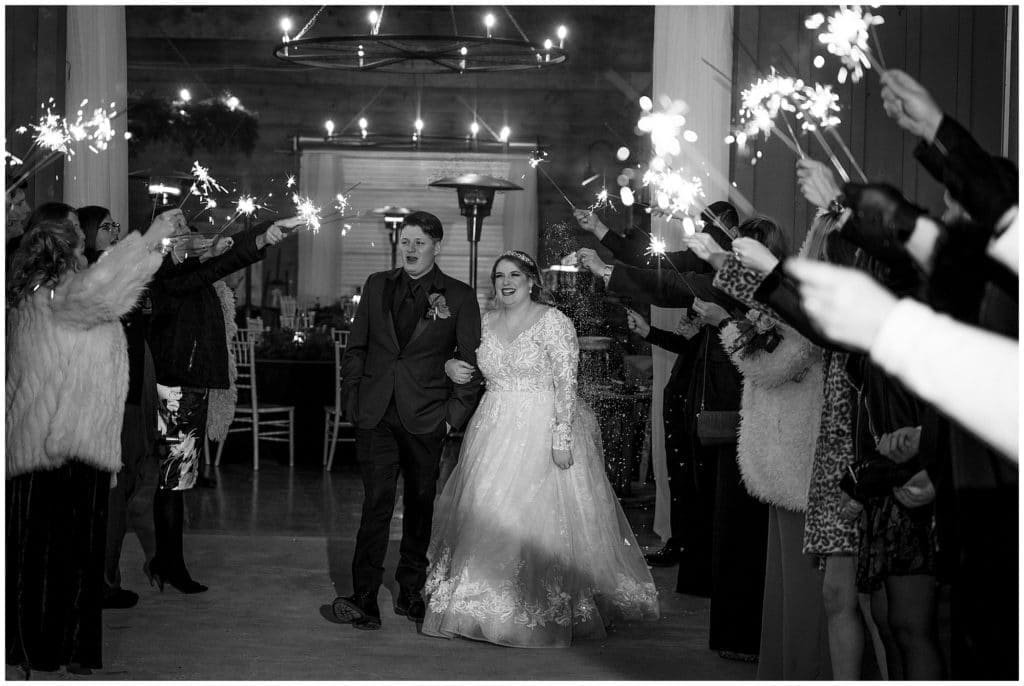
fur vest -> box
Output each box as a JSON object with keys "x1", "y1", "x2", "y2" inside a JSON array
[
  {"x1": 205, "y1": 280, "x2": 238, "y2": 442},
  {"x1": 6, "y1": 231, "x2": 166, "y2": 477},
  {"x1": 720, "y1": 319, "x2": 824, "y2": 512}
]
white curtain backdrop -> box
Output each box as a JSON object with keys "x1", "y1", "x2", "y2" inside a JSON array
[
  {"x1": 650, "y1": 6, "x2": 734, "y2": 542},
  {"x1": 64, "y1": 6, "x2": 129, "y2": 228},
  {"x1": 298, "y1": 150, "x2": 537, "y2": 308}
]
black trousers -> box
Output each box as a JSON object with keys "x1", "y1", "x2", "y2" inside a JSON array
[
  {"x1": 709, "y1": 446, "x2": 768, "y2": 654},
  {"x1": 950, "y1": 487, "x2": 1018, "y2": 680},
  {"x1": 675, "y1": 434, "x2": 718, "y2": 597},
  {"x1": 352, "y1": 399, "x2": 446, "y2": 595},
  {"x1": 6, "y1": 462, "x2": 108, "y2": 671},
  {"x1": 662, "y1": 384, "x2": 688, "y2": 551}
]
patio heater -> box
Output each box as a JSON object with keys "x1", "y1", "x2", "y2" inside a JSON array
[
  {"x1": 372, "y1": 205, "x2": 412, "y2": 269},
  {"x1": 428, "y1": 174, "x2": 523, "y2": 290}
]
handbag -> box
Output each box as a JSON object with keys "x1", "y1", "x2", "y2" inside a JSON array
[{"x1": 695, "y1": 329, "x2": 740, "y2": 446}]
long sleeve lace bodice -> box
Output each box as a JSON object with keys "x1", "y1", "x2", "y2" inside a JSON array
[{"x1": 478, "y1": 307, "x2": 579, "y2": 449}]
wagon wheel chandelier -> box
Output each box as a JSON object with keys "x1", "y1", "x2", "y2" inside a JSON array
[{"x1": 273, "y1": 5, "x2": 568, "y2": 74}]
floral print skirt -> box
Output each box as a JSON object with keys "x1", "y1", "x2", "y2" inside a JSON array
[{"x1": 155, "y1": 385, "x2": 208, "y2": 491}]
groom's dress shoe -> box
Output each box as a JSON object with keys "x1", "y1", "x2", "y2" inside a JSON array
[
  {"x1": 644, "y1": 545, "x2": 681, "y2": 567},
  {"x1": 333, "y1": 592, "x2": 381, "y2": 630},
  {"x1": 394, "y1": 588, "x2": 426, "y2": 622}
]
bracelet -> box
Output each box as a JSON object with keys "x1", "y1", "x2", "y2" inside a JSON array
[
  {"x1": 827, "y1": 196, "x2": 846, "y2": 216},
  {"x1": 552, "y1": 421, "x2": 572, "y2": 451}
]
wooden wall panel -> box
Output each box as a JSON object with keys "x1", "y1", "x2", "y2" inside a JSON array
[{"x1": 732, "y1": 5, "x2": 1016, "y2": 251}]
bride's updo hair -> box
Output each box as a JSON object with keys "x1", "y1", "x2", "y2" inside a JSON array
[{"x1": 490, "y1": 250, "x2": 555, "y2": 305}]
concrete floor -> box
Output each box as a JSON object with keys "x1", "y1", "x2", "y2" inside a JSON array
[{"x1": 96, "y1": 451, "x2": 757, "y2": 680}]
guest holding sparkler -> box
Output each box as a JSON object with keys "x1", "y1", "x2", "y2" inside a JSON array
[
  {"x1": 574, "y1": 202, "x2": 739, "y2": 569},
  {"x1": 578, "y1": 222, "x2": 771, "y2": 661},
  {"x1": 6, "y1": 210, "x2": 178, "y2": 677},
  {"x1": 146, "y1": 214, "x2": 302, "y2": 594},
  {"x1": 79, "y1": 205, "x2": 158, "y2": 610}
]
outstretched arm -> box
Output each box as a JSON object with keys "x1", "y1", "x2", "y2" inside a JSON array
[{"x1": 51, "y1": 213, "x2": 177, "y2": 328}]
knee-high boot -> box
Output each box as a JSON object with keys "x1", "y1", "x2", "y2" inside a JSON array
[{"x1": 151, "y1": 488, "x2": 207, "y2": 594}]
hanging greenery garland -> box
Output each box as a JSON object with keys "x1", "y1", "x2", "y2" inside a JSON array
[{"x1": 126, "y1": 94, "x2": 259, "y2": 156}]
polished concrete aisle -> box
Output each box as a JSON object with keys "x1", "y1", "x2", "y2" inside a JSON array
[{"x1": 99, "y1": 459, "x2": 756, "y2": 680}]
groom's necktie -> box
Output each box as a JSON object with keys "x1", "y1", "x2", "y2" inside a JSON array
[{"x1": 394, "y1": 281, "x2": 419, "y2": 348}]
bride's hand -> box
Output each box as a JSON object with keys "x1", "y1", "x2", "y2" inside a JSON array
[
  {"x1": 444, "y1": 358, "x2": 475, "y2": 384},
  {"x1": 552, "y1": 448, "x2": 574, "y2": 470}
]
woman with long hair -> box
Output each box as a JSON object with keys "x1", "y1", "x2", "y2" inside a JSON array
[
  {"x1": 5, "y1": 211, "x2": 178, "y2": 677},
  {"x1": 426, "y1": 250, "x2": 659, "y2": 647}
]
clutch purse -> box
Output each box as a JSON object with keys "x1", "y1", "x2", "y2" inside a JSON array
[
  {"x1": 695, "y1": 330, "x2": 740, "y2": 447},
  {"x1": 696, "y1": 410, "x2": 740, "y2": 446}
]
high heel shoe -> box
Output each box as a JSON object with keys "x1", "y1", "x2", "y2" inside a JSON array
[{"x1": 149, "y1": 559, "x2": 207, "y2": 594}]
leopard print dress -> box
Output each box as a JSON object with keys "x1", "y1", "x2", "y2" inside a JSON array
[{"x1": 714, "y1": 256, "x2": 858, "y2": 560}]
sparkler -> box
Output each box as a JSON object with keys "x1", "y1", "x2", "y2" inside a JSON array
[
  {"x1": 178, "y1": 160, "x2": 227, "y2": 209},
  {"x1": 589, "y1": 186, "x2": 617, "y2": 213},
  {"x1": 529, "y1": 149, "x2": 575, "y2": 210},
  {"x1": 645, "y1": 236, "x2": 667, "y2": 258},
  {"x1": 6, "y1": 99, "x2": 120, "y2": 192},
  {"x1": 292, "y1": 193, "x2": 322, "y2": 233},
  {"x1": 736, "y1": 70, "x2": 806, "y2": 157},
  {"x1": 807, "y1": 6, "x2": 886, "y2": 84},
  {"x1": 797, "y1": 83, "x2": 852, "y2": 183}
]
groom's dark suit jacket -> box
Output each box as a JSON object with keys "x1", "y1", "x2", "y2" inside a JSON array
[{"x1": 340, "y1": 265, "x2": 482, "y2": 433}]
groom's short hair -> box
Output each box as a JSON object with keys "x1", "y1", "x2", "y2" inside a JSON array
[{"x1": 402, "y1": 211, "x2": 443, "y2": 242}]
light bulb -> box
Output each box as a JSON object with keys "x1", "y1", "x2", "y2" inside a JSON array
[
  {"x1": 485, "y1": 14, "x2": 495, "y2": 28},
  {"x1": 499, "y1": 126, "x2": 511, "y2": 142},
  {"x1": 368, "y1": 10, "x2": 378, "y2": 25},
  {"x1": 414, "y1": 118, "x2": 424, "y2": 133},
  {"x1": 470, "y1": 121, "x2": 480, "y2": 136},
  {"x1": 325, "y1": 120, "x2": 335, "y2": 136},
  {"x1": 358, "y1": 117, "x2": 368, "y2": 130},
  {"x1": 557, "y1": 25, "x2": 567, "y2": 49},
  {"x1": 544, "y1": 38, "x2": 553, "y2": 50},
  {"x1": 280, "y1": 17, "x2": 292, "y2": 33}
]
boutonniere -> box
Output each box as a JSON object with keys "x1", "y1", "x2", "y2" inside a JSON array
[{"x1": 425, "y1": 290, "x2": 450, "y2": 320}]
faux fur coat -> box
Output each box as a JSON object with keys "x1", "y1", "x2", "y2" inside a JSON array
[
  {"x1": 720, "y1": 320, "x2": 824, "y2": 512},
  {"x1": 6, "y1": 231, "x2": 167, "y2": 477}
]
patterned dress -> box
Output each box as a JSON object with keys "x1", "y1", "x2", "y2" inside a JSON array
[
  {"x1": 423, "y1": 307, "x2": 659, "y2": 647},
  {"x1": 714, "y1": 256, "x2": 858, "y2": 560}
]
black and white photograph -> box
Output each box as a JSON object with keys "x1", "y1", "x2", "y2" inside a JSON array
[{"x1": 3, "y1": 2, "x2": 1019, "y2": 681}]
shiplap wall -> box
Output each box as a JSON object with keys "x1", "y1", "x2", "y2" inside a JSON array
[
  {"x1": 296, "y1": 149, "x2": 537, "y2": 309},
  {"x1": 731, "y1": 5, "x2": 1017, "y2": 253}
]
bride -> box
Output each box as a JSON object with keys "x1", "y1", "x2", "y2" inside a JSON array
[{"x1": 423, "y1": 249, "x2": 659, "y2": 648}]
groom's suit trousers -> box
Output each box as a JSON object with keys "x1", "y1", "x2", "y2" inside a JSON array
[{"x1": 352, "y1": 399, "x2": 447, "y2": 595}]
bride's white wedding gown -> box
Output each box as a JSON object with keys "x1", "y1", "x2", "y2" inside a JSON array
[{"x1": 423, "y1": 306, "x2": 659, "y2": 648}]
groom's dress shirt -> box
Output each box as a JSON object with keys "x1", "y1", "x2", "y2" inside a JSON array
[{"x1": 393, "y1": 268, "x2": 431, "y2": 348}]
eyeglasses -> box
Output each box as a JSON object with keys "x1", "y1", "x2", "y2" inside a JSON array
[{"x1": 98, "y1": 221, "x2": 121, "y2": 236}]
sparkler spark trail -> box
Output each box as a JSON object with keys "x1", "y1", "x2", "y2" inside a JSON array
[
  {"x1": 797, "y1": 83, "x2": 851, "y2": 182},
  {"x1": 645, "y1": 236, "x2": 667, "y2": 257},
  {"x1": 528, "y1": 149, "x2": 575, "y2": 209},
  {"x1": 589, "y1": 187, "x2": 617, "y2": 212},
  {"x1": 808, "y1": 5, "x2": 885, "y2": 83},
  {"x1": 7, "y1": 99, "x2": 120, "y2": 192},
  {"x1": 292, "y1": 193, "x2": 322, "y2": 233},
  {"x1": 179, "y1": 160, "x2": 227, "y2": 208},
  {"x1": 735, "y1": 69, "x2": 806, "y2": 155}
]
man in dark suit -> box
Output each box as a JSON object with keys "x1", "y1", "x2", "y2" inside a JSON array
[{"x1": 332, "y1": 211, "x2": 482, "y2": 630}]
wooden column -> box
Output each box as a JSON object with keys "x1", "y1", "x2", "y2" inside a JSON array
[
  {"x1": 649, "y1": 5, "x2": 734, "y2": 542},
  {"x1": 64, "y1": 6, "x2": 128, "y2": 229}
]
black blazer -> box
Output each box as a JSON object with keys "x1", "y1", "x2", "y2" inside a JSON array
[
  {"x1": 341, "y1": 266, "x2": 482, "y2": 434},
  {"x1": 148, "y1": 223, "x2": 267, "y2": 388}
]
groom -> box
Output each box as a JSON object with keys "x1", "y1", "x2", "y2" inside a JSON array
[{"x1": 332, "y1": 210, "x2": 482, "y2": 630}]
